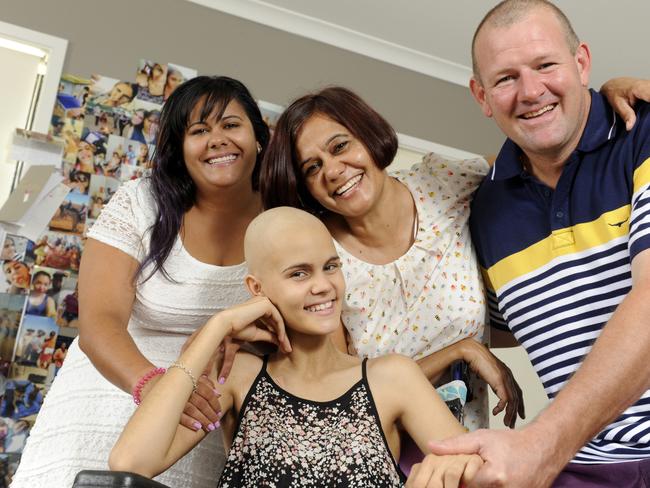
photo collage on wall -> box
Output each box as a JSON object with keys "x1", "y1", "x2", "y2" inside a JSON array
[{"x1": 0, "y1": 59, "x2": 198, "y2": 476}]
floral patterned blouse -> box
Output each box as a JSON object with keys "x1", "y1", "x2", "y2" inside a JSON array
[
  {"x1": 337, "y1": 153, "x2": 490, "y2": 430},
  {"x1": 217, "y1": 357, "x2": 405, "y2": 487}
]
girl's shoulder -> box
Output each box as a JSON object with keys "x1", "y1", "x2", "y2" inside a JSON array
[
  {"x1": 366, "y1": 353, "x2": 420, "y2": 385},
  {"x1": 368, "y1": 353, "x2": 417, "y2": 370}
]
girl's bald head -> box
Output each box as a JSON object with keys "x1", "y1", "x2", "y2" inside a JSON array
[{"x1": 244, "y1": 207, "x2": 332, "y2": 276}]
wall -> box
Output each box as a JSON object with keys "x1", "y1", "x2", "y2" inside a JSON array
[{"x1": 1, "y1": 0, "x2": 504, "y2": 157}]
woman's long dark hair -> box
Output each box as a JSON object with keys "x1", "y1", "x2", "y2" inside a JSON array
[{"x1": 138, "y1": 76, "x2": 269, "y2": 282}]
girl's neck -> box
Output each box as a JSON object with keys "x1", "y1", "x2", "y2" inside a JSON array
[{"x1": 271, "y1": 334, "x2": 348, "y2": 380}]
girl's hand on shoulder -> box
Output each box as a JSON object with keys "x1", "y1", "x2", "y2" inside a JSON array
[
  {"x1": 217, "y1": 297, "x2": 291, "y2": 353},
  {"x1": 460, "y1": 339, "x2": 525, "y2": 428},
  {"x1": 406, "y1": 453, "x2": 482, "y2": 488}
]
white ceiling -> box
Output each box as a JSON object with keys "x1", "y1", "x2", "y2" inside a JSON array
[{"x1": 190, "y1": 0, "x2": 648, "y2": 89}]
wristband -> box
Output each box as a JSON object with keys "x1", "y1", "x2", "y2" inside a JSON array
[
  {"x1": 168, "y1": 361, "x2": 198, "y2": 392},
  {"x1": 132, "y1": 367, "x2": 166, "y2": 405}
]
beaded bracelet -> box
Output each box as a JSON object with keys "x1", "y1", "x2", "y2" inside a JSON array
[
  {"x1": 168, "y1": 361, "x2": 198, "y2": 392},
  {"x1": 132, "y1": 367, "x2": 166, "y2": 405}
]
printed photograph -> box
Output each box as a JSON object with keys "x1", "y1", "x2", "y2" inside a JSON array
[
  {"x1": 0, "y1": 378, "x2": 44, "y2": 418},
  {"x1": 73, "y1": 130, "x2": 107, "y2": 174},
  {"x1": 1, "y1": 236, "x2": 27, "y2": 263},
  {"x1": 0, "y1": 294, "x2": 25, "y2": 362},
  {"x1": 164, "y1": 63, "x2": 197, "y2": 101},
  {"x1": 49, "y1": 191, "x2": 90, "y2": 236},
  {"x1": 55, "y1": 286, "x2": 78, "y2": 329},
  {"x1": 0, "y1": 262, "x2": 31, "y2": 296},
  {"x1": 87, "y1": 74, "x2": 137, "y2": 109},
  {"x1": 124, "y1": 107, "x2": 160, "y2": 146},
  {"x1": 88, "y1": 174, "x2": 120, "y2": 219},
  {"x1": 83, "y1": 105, "x2": 118, "y2": 138},
  {"x1": 25, "y1": 267, "x2": 60, "y2": 319},
  {"x1": 101, "y1": 134, "x2": 129, "y2": 177},
  {"x1": 134, "y1": 59, "x2": 167, "y2": 106},
  {"x1": 118, "y1": 164, "x2": 147, "y2": 182},
  {"x1": 58, "y1": 74, "x2": 92, "y2": 109},
  {"x1": 13, "y1": 315, "x2": 58, "y2": 372},
  {"x1": 62, "y1": 163, "x2": 91, "y2": 195},
  {"x1": 0, "y1": 453, "x2": 21, "y2": 487},
  {"x1": 0, "y1": 417, "x2": 32, "y2": 454},
  {"x1": 51, "y1": 334, "x2": 74, "y2": 378},
  {"x1": 31, "y1": 232, "x2": 83, "y2": 272}
]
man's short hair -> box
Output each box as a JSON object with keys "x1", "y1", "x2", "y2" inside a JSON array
[{"x1": 471, "y1": 0, "x2": 580, "y2": 82}]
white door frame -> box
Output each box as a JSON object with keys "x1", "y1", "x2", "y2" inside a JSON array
[{"x1": 0, "y1": 20, "x2": 68, "y2": 134}]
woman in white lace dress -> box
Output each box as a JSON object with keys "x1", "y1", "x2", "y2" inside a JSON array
[
  {"x1": 11, "y1": 76, "x2": 270, "y2": 488},
  {"x1": 260, "y1": 87, "x2": 525, "y2": 443}
]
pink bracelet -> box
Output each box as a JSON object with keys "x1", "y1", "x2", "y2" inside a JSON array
[{"x1": 132, "y1": 367, "x2": 166, "y2": 405}]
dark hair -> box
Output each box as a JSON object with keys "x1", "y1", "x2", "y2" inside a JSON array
[
  {"x1": 260, "y1": 86, "x2": 397, "y2": 214},
  {"x1": 138, "y1": 76, "x2": 269, "y2": 282}
]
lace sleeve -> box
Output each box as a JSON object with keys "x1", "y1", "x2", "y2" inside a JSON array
[{"x1": 86, "y1": 180, "x2": 153, "y2": 262}]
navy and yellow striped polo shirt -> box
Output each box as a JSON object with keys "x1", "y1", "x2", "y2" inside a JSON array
[{"x1": 470, "y1": 90, "x2": 650, "y2": 464}]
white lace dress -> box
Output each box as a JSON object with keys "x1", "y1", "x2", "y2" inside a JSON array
[
  {"x1": 339, "y1": 154, "x2": 490, "y2": 429},
  {"x1": 11, "y1": 178, "x2": 251, "y2": 488}
]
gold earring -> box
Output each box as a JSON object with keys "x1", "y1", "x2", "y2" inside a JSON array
[{"x1": 256, "y1": 142, "x2": 262, "y2": 154}]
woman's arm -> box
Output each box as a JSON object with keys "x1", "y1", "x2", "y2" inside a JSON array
[
  {"x1": 417, "y1": 338, "x2": 524, "y2": 427},
  {"x1": 600, "y1": 77, "x2": 650, "y2": 130},
  {"x1": 77, "y1": 239, "x2": 150, "y2": 392}
]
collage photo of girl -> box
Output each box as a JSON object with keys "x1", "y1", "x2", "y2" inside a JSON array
[{"x1": 0, "y1": 59, "x2": 199, "y2": 481}]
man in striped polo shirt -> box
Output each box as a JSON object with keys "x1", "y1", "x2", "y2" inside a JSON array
[{"x1": 429, "y1": 1, "x2": 650, "y2": 487}]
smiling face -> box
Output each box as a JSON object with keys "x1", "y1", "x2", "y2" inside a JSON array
[
  {"x1": 182, "y1": 99, "x2": 258, "y2": 195},
  {"x1": 295, "y1": 114, "x2": 388, "y2": 218},
  {"x1": 470, "y1": 6, "x2": 591, "y2": 162},
  {"x1": 245, "y1": 208, "x2": 344, "y2": 338}
]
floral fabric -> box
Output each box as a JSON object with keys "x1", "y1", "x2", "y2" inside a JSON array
[{"x1": 218, "y1": 358, "x2": 405, "y2": 488}]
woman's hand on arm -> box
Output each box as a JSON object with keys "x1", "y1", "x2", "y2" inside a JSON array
[{"x1": 600, "y1": 77, "x2": 650, "y2": 130}]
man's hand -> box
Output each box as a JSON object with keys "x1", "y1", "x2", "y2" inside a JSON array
[
  {"x1": 601, "y1": 77, "x2": 650, "y2": 130},
  {"x1": 406, "y1": 453, "x2": 483, "y2": 488},
  {"x1": 427, "y1": 427, "x2": 562, "y2": 488}
]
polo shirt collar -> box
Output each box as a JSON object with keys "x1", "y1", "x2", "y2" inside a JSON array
[{"x1": 489, "y1": 89, "x2": 617, "y2": 181}]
